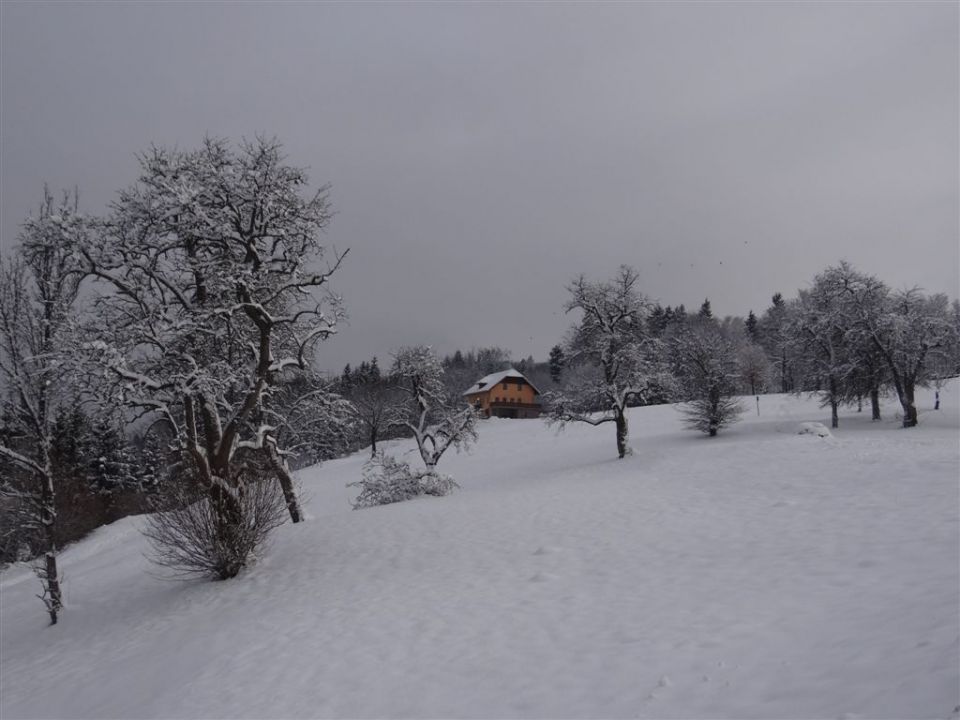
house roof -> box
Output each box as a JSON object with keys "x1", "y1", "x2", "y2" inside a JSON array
[{"x1": 463, "y1": 368, "x2": 541, "y2": 396}]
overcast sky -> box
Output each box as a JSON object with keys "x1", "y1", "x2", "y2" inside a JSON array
[{"x1": 2, "y1": 1, "x2": 957, "y2": 372}]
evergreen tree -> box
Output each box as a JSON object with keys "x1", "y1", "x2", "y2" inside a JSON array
[
  {"x1": 369, "y1": 356, "x2": 382, "y2": 383},
  {"x1": 698, "y1": 298, "x2": 713, "y2": 320},
  {"x1": 745, "y1": 310, "x2": 759, "y2": 341},
  {"x1": 647, "y1": 304, "x2": 668, "y2": 336},
  {"x1": 357, "y1": 360, "x2": 371, "y2": 384},
  {"x1": 548, "y1": 344, "x2": 566, "y2": 384}
]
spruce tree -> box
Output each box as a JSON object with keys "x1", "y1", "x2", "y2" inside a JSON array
[{"x1": 548, "y1": 344, "x2": 566, "y2": 383}]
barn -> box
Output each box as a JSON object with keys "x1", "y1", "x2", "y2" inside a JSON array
[{"x1": 463, "y1": 368, "x2": 542, "y2": 419}]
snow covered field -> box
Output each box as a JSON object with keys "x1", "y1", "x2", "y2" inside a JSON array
[{"x1": 2, "y1": 385, "x2": 958, "y2": 719}]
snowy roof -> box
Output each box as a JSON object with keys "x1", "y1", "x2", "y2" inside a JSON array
[{"x1": 463, "y1": 368, "x2": 541, "y2": 396}]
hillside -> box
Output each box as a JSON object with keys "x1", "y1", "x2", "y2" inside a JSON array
[{"x1": 2, "y1": 386, "x2": 958, "y2": 719}]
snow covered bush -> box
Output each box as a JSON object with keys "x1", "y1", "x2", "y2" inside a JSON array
[
  {"x1": 142, "y1": 465, "x2": 286, "y2": 580},
  {"x1": 349, "y1": 451, "x2": 458, "y2": 509}
]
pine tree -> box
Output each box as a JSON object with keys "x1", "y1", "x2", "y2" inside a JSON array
[
  {"x1": 698, "y1": 298, "x2": 713, "y2": 320},
  {"x1": 745, "y1": 310, "x2": 759, "y2": 340},
  {"x1": 548, "y1": 344, "x2": 566, "y2": 383}
]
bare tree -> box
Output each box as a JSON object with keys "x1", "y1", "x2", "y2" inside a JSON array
[
  {"x1": 347, "y1": 380, "x2": 404, "y2": 456},
  {"x1": 271, "y1": 371, "x2": 356, "y2": 469},
  {"x1": 543, "y1": 266, "x2": 672, "y2": 459},
  {"x1": 75, "y1": 138, "x2": 345, "y2": 574},
  {"x1": 737, "y1": 343, "x2": 771, "y2": 397},
  {"x1": 669, "y1": 324, "x2": 745, "y2": 436},
  {"x1": 0, "y1": 189, "x2": 86, "y2": 623},
  {"x1": 391, "y1": 346, "x2": 477, "y2": 472}
]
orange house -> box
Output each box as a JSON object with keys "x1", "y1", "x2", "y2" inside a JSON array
[{"x1": 463, "y1": 369, "x2": 542, "y2": 419}]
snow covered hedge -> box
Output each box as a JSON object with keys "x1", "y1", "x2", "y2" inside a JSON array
[{"x1": 349, "y1": 452, "x2": 458, "y2": 509}]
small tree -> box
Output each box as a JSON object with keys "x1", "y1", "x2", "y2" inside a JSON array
[
  {"x1": 544, "y1": 266, "x2": 672, "y2": 459},
  {"x1": 347, "y1": 380, "x2": 404, "y2": 456},
  {"x1": 670, "y1": 324, "x2": 745, "y2": 436},
  {"x1": 348, "y1": 451, "x2": 458, "y2": 509},
  {"x1": 0, "y1": 189, "x2": 86, "y2": 623},
  {"x1": 391, "y1": 346, "x2": 477, "y2": 472}
]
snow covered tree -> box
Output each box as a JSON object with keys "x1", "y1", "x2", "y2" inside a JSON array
[
  {"x1": 787, "y1": 268, "x2": 859, "y2": 429},
  {"x1": 698, "y1": 298, "x2": 713, "y2": 321},
  {"x1": 760, "y1": 293, "x2": 794, "y2": 393},
  {"x1": 806, "y1": 261, "x2": 957, "y2": 428},
  {"x1": 0, "y1": 189, "x2": 86, "y2": 623},
  {"x1": 835, "y1": 271, "x2": 956, "y2": 427},
  {"x1": 391, "y1": 346, "x2": 477, "y2": 472},
  {"x1": 544, "y1": 266, "x2": 672, "y2": 459},
  {"x1": 745, "y1": 310, "x2": 759, "y2": 342},
  {"x1": 75, "y1": 138, "x2": 345, "y2": 575},
  {"x1": 670, "y1": 324, "x2": 745, "y2": 436}
]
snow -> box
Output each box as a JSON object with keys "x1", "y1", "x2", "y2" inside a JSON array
[
  {"x1": 463, "y1": 367, "x2": 541, "y2": 396},
  {"x1": 798, "y1": 421, "x2": 833, "y2": 437},
  {"x1": 2, "y1": 384, "x2": 958, "y2": 719}
]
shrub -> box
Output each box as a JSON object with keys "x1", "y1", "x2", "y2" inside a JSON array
[
  {"x1": 142, "y1": 470, "x2": 286, "y2": 580},
  {"x1": 349, "y1": 451, "x2": 458, "y2": 509}
]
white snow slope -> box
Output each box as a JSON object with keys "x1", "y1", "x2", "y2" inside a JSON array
[{"x1": 2, "y1": 386, "x2": 958, "y2": 719}]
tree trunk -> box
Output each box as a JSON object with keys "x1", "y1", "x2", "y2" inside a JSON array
[
  {"x1": 780, "y1": 349, "x2": 788, "y2": 394},
  {"x1": 708, "y1": 390, "x2": 720, "y2": 436},
  {"x1": 829, "y1": 376, "x2": 839, "y2": 429},
  {"x1": 264, "y1": 441, "x2": 302, "y2": 523},
  {"x1": 38, "y1": 449, "x2": 62, "y2": 625},
  {"x1": 870, "y1": 388, "x2": 881, "y2": 421},
  {"x1": 370, "y1": 428, "x2": 377, "y2": 456},
  {"x1": 901, "y1": 379, "x2": 918, "y2": 428},
  {"x1": 615, "y1": 410, "x2": 628, "y2": 459},
  {"x1": 42, "y1": 551, "x2": 61, "y2": 625}
]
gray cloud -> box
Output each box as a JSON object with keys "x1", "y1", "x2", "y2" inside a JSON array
[{"x1": 2, "y1": 1, "x2": 956, "y2": 371}]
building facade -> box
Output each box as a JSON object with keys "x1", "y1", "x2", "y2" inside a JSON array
[{"x1": 463, "y1": 369, "x2": 542, "y2": 419}]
